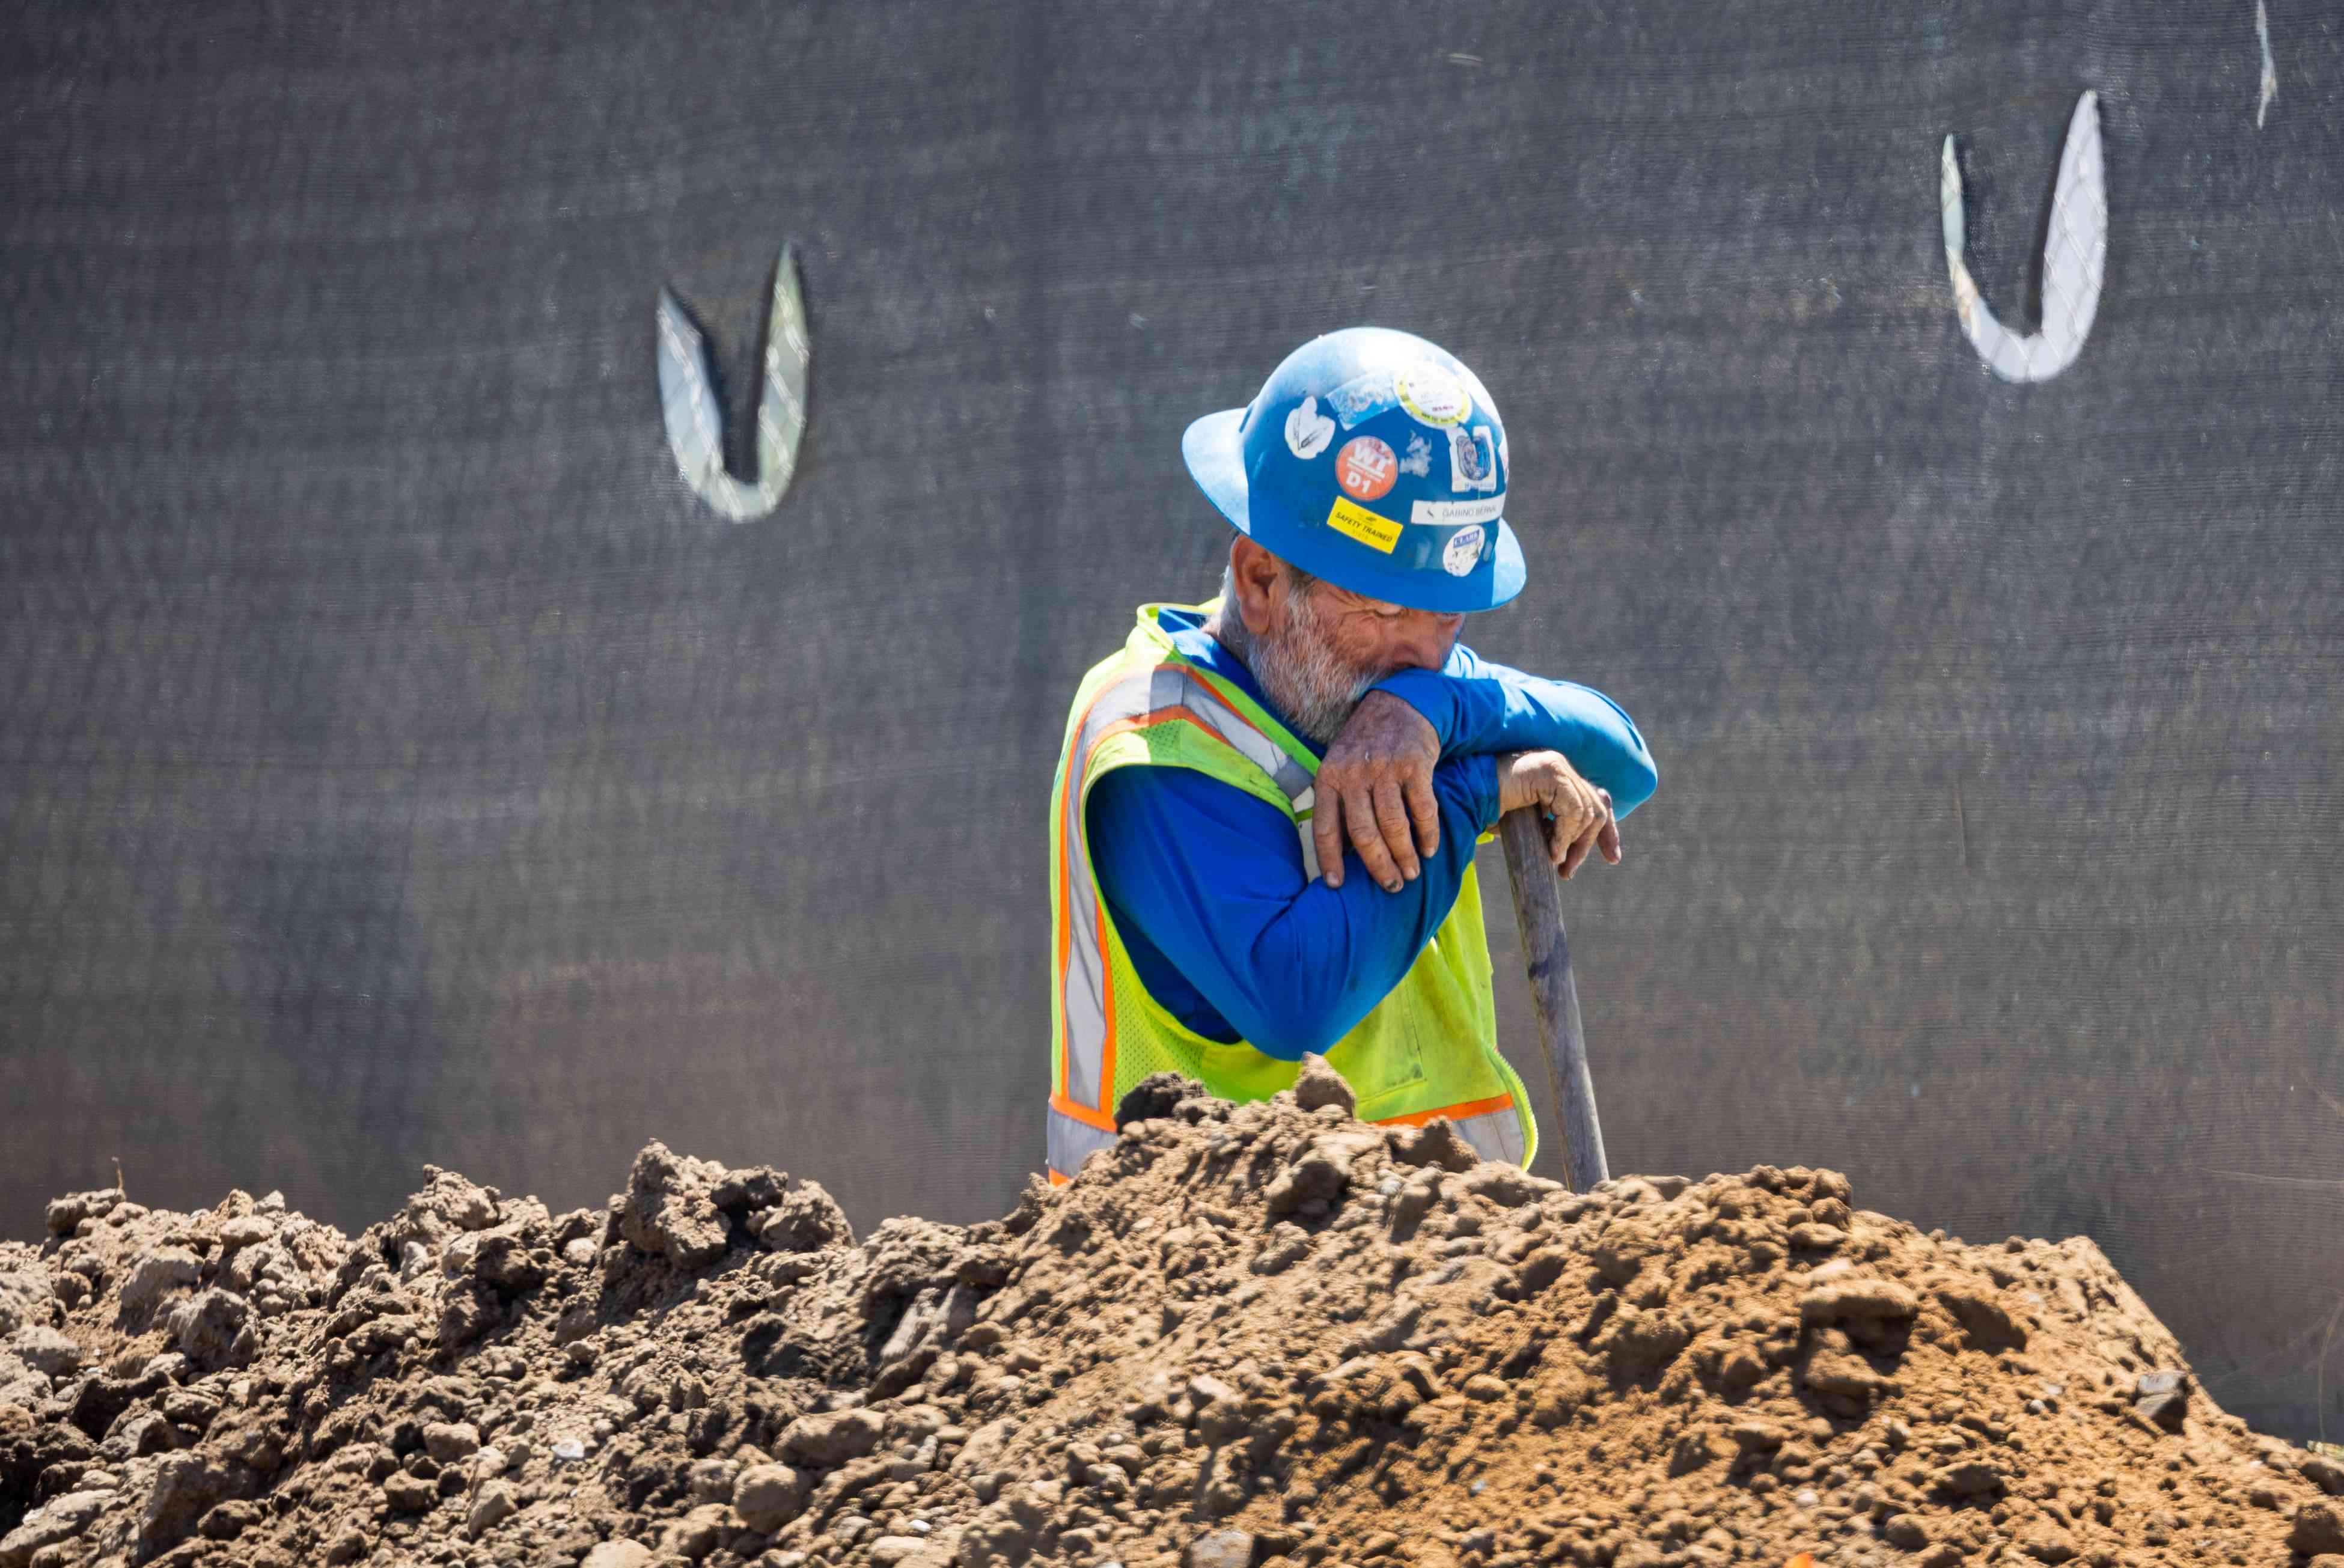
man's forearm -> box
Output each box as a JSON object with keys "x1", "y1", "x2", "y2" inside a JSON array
[{"x1": 1373, "y1": 651, "x2": 1658, "y2": 817}]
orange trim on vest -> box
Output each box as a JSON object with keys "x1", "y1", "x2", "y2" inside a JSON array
[
  {"x1": 1096, "y1": 897, "x2": 1116, "y2": 1118},
  {"x1": 1055, "y1": 670, "x2": 1194, "y2": 1114},
  {"x1": 1060, "y1": 690, "x2": 1284, "y2": 1121},
  {"x1": 1082, "y1": 705, "x2": 1245, "y2": 770},
  {"x1": 1370, "y1": 1092, "x2": 1519, "y2": 1129},
  {"x1": 1050, "y1": 1093, "x2": 1117, "y2": 1133}
]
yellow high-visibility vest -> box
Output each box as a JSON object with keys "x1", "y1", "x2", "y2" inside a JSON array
[{"x1": 1046, "y1": 600, "x2": 1536, "y2": 1182}]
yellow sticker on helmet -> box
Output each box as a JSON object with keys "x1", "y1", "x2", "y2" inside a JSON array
[
  {"x1": 1324, "y1": 495, "x2": 1400, "y2": 554},
  {"x1": 1396, "y1": 362, "x2": 1471, "y2": 427}
]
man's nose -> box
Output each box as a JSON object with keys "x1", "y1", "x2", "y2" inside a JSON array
[{"x1": 1396, "y1": 612, "x2": 1465, "y2": 670}]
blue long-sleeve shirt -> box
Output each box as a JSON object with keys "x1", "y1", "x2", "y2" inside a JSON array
[{"x1": 1085, "y1": 607, "x2": 1656, "y2": 1058}]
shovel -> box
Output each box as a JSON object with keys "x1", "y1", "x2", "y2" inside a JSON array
[{"x1": 1498, "y1": 808, "x2": 1611, "y2": 1193}]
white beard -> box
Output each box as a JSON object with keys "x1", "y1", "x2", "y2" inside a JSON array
[{"x1": 1243, "y1": 587, "x2": 1381, "y2": 747}]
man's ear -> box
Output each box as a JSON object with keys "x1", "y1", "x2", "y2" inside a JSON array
[{"x1": 1229, "y1": 537, "x2": 1285, "y2": 638}]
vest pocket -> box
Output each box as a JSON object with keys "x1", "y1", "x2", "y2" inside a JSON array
[
  {"x1": 1341, "y1": 1025, "x2": 1430, "y2": 1122},
  {"x1": 1352, "y1": 1075, "x2": 1433, "y2": 1123}
]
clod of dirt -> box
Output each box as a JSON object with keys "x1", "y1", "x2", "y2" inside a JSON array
[
  {"x1": 1290, "y1": 1053, "x2": 1357, "y2": 1117},
  {"x1": 0, "y1": 1073, "x2": 2330, "y2": 1567}
]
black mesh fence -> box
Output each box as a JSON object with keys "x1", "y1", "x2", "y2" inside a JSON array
[{"x1": 2, "y1": 1, "x2": 2339, "y2": 1435}]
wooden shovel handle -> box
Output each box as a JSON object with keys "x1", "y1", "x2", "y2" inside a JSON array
[{"x1": 1498, "y1": 807, "x2": 1611, "y2": 1193}]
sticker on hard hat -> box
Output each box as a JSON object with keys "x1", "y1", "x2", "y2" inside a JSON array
[
  {"x1": 1284, "y1": 395, "x2": 1334, "y2": 460},
  {"x1": 1410, "y1": 495, "x2": 1504, "y2": 526},
  {"x1": 1449, "y1": 426, "x2": 1497, "y2": 492},
  {"x1": 1396, "y1": 363, "x2": 1471, "y2": 427},
  {"x1": 1324, "y1": 496, "x2": 1402, "y2": 554},
  {"x1": 1323, "y1": 370, "x2": 1397, "y2": 429},
  {"x1": 1442, "y1": 525, "x2": 1487, "y2": 576},
  {"x1": 1334, "y1": 436, "x2": 1397, "y2": 501},
  {"x1": 1399, "y1": 432, "x2": 1433, "y2": 477}
]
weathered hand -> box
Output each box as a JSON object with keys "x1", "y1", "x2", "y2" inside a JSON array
[
  {"x1": 1495, "y1": 750, "x2": 1621, "y2": 880},
  {"x1": 1313, "y1": 691, "x2": 1440, "y2": 892}
]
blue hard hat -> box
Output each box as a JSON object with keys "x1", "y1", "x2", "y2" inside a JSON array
[{"x1": 1182, "y1": 326, "x2": 1525, "y2": 614}]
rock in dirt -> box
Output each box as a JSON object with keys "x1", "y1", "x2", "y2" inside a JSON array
[
  {"x1": 618, "y1": 1142, "x2": 733, "y2": 1266},
  {"x1": 466, "y1": 1478, "x2": 518, "y2": 1537},
  {"x1": 163, "y1": 1287, "x2": 251, "y2": 1369},
  {"x1": 380, "y1": 1470, "x2": 435, "y2": 1513},
  {"x1": 0, "y1": 1276, "x2": 53, "y2": 1340},
  {"x1": 2296, "y1": 1502, "x2": 2344, "y2": 1556},
  {"x1": 581, "y1": 1542, "x2": 656, "y2": 1568},
  {"x1": 116, "y1": 1248, "x2": 200, "y2": 1326},
  {"x1": 778, "y1": 1406, "x2": 885, "y2": 1465},
  {"x1": 1289, "y1": 1052, "x2": 1356, "y2": 1115},
  {"x1": 1188, "y1": 1526, "x2": 1255, "y2": 1567},
  {"x1": 8, "y1": 1327, "x2": 77, "y2": 1380},
  {"x1": 0, "y1": 1488, "x2": 111, "y2": 1564},
  {"x1": 421, "y1": 1419, "x2": 479, "y2": 1462},
  {"x1": 1798, "y1": 1272, "x2": 1918, "y2": 1322},
  {"x1": 0, "y1": 1080, "x2": 2326, "y2": 1568},
  {"x1": 733, "y1": 1462, "x2": 812, "y2": 1531}
]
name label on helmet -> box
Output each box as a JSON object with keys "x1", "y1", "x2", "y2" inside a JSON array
[
  {"x1": 1323, "y1": 496, "x2": 1401, "y2": 554},
  {"x1": 1410, "y1": 495, "x2": 1505, "y2": 526}
]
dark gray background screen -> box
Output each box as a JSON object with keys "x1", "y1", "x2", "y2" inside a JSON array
[{"x1": 3, "y1": 2, "x2": 2338, "y2": 1435}]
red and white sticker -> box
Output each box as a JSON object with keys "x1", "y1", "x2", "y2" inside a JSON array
[{"x1": 1334, "y1": 435, "x2": 1397, "y2": 501}]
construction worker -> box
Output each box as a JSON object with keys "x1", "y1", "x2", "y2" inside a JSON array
[{"x1": 1045, "y1": 328, "x2": 1658, "y2": 1183}]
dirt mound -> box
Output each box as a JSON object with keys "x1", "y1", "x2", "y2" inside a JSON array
[{"x1": 3, "y1": 1069, "x2": 2337, "y2": 1568}]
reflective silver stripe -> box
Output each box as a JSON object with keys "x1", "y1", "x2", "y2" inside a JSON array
[
  {"x1": 1448, "y1": 1104, "x2": 1529, "y2": 1167},
  {"x1": 1047, "y1": 1108, "x2": 1122, "y2": 1180},
  {"x1": 1292, "y1": 786, "x2": 1320, "y2": 880},
  {"x1": 1144, "y1": 665, "x2": 1317, "y2": 804},
  {"x1": 1060, "y1": 769, "x2": 1110, "y2": 1112},
  {"x1": 1152, "y1": 666, "x2": 1322, "y2": 878},
  {"x1": 1058, "y1": 662, "x2": 1318, "y2": 1118},
  {"x1": 1058, "y1": 671, "x2": 1153, "y2": 1112}
]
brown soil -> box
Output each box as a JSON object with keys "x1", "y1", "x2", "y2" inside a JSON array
[{"x1": 4, "y1": 1064, "x2": 2339, "y2": 1568}]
